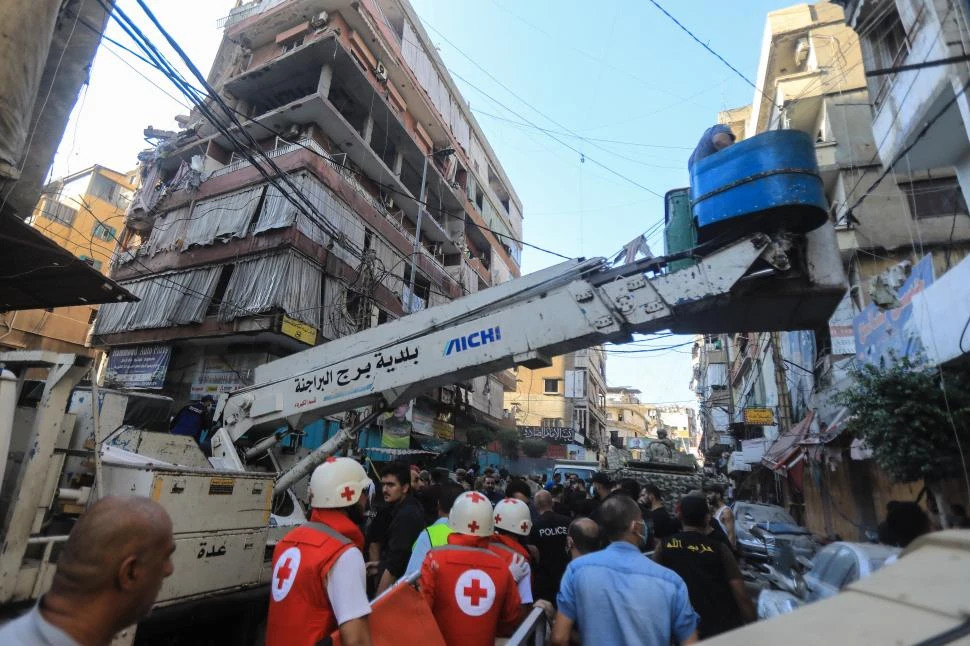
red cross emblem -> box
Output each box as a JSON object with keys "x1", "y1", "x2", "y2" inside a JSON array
[
  {"x1": 276, "y1": 558, "x2": 293, "y2": 590},
  {"x1": 467, "y1": 520, "x2": 480, "y2": 533},
  {"x1": 271, "y1": 546, "x2": 301, "y2": 602},
  {"x1": 454, "y1": 569, "x2": 495, "y2": 616},
  {"x1": 325, "y1": 457, "x2": 337, "y2": 463},
  {"x1": 520, "y1": 521, "x2": 529, "y2": 533},
  {"x1": 463, "y1": 578, "x2": 488, "y2": 606},
  {"x1": 467, "y1": 492, "x2": 485, "y2": 504},
  {"x1": 495, "y1": 514, "x2": 502, "y2": 523},
  {"x1": 340, "y1": 486, "x2": 355, "y2": 501}
]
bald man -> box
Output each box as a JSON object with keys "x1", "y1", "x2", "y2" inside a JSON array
[
  {"x1": 0, "y1": 496, "x2": 175, "y2": 645},
  {"x1": 530, "y1": 490, "x2": 571, "y2": 603}
]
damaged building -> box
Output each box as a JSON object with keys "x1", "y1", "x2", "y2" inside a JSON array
[{"x1": 93, "y1": 0, "x2": 524, "y2": 446}]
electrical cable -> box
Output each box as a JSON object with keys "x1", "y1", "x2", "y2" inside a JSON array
[{"x1": 644, "y1": 0, "x2": 782, "y2": 113}]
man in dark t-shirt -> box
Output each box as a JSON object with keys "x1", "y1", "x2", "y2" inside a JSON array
[
  {"x1": 654, "y1": 495, "x2": 754, "y2": 639},
  {"x1": 530, "y1": 491, "x2": 572, "y2": 603},
  {"x1": 643, "y1": 484, "x2": 680, "y2": 548}
]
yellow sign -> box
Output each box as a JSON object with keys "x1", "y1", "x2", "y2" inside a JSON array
[
  {"x1": 281, "y1": 315, "x2": 318, "y2": 345},
  {"x1": 744, "y1": 407, "x2": 776, "y2": 425}
]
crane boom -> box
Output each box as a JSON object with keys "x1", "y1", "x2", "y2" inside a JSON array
[{"x1": 210, "y1": 228, "x2": 845, "y2": 484}]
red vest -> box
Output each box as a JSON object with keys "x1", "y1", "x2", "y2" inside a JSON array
[
  {"x1": 419, "y1": 534, "x2": 522, "y2": 646},
  {"x1": 265, "y1": 510, "x2": 365, "y2": 646},
  {"x1": 488, "y1": 532, "x2": 531, "y2": 563}
]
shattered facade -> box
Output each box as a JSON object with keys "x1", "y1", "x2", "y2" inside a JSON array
[{"x1": 94, "y1": 0, "x2": 524, "y2": 435}]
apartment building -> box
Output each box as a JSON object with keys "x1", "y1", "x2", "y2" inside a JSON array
[
  {"x1": 693, "y1": 1, "x2": 970, "y2": 533},
  {"x1": 605, "y1": 386, "x2": 697, "y2": 458},
  {"x1": 92, "y1": 0, "x2": 523, "y2": 438},
  {"x1": 505, "y1": 348, "x2": 607, "y2": 460},
  {"x1": 0, "y1": 166, "x2": 134, "y2": 355}
]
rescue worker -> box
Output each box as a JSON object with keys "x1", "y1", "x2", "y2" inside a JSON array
[
  {"x1": 419, "y1": 491, "x2": 522, "y2": 646},
  {"x1": 169, "y1": 394, "x2": 214, "y2": 446},
  {"x1": 489, "y1": 498, "x2": 535, "y2": 610},
  {"x1": 405, "y1": 482, "x2": 462, "y2": 575},
  {"x1": 266, "y1": 458, "x2": 373, "y2": 646}
]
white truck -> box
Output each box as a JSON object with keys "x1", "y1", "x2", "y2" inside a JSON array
[{"x1": 0, "y1": 225, "x2": 847, "y2": 643}]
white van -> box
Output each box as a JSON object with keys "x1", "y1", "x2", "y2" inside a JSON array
[{"x1": 552, "y1": 461, "x2": 600, "y2": 482}]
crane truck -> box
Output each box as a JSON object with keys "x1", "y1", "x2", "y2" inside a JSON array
[{"x1": 1, "y1": 129, "x2": 869, "y2": 643}]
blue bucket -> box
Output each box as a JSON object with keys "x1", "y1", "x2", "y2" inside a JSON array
[{"x1": 690, "y1": 129, "x2": 828, "y2": 244}]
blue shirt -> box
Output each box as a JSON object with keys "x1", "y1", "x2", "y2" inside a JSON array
[
  {"x1": 557, "y1": 542, "x2": 698, "y2": 646},
  {"x1": 0, "y1": 600, "x2": 80, "y2": 645},
  {"x1": 688, "y1": 124, "x2": 735, "y2": 172},
  {"x1": 405, "y1": 517, "x2": 448, "y2": 575}
]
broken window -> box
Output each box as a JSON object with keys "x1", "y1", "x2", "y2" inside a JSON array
[{"x1": 900, "y1": 177, "x2": 968, "y2": 219}]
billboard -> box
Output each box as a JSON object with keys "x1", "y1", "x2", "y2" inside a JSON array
[{"x1": 518, "y1": 426, "x2": 575, "y2": 445}]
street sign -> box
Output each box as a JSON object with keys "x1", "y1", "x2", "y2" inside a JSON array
[{"x1": 743, "y1": 407, "x2": 775, "y2": 425}]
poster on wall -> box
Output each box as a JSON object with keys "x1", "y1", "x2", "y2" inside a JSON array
[
  {"x1": 104, "y1": 345, "x2": 171, "y2": 389},
  {"x1": 853, "y1": 255, "x2": 934, "y2": 366},
  {"x1": 411, "y1": 401, "x2": 435, "y2": 437},
  {"x1": 381, "y1": 401, "x2": 412, "y2": 449},
  {"x1": 828, "y1": 292, "x2": 858, "y2": 356}
]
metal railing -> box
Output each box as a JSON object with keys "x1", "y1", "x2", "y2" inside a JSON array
[{"x1": 506, "y1": 606, "x2": 548, "y2": 646}]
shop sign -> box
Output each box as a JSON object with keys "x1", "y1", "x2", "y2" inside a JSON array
[
  {"x1": 105, "y1": 345, "x2": 171, "y2": 389},
  {"x1": 743, "y1": 407, "x2": 775, "y2": 426},
  {"x1": 281, "y1": 315, "x2": 318, "y2": 345}
]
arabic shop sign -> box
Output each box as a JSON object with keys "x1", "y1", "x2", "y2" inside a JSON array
[
  {"x1": 281, "y1": 315, "x2": 318, "y2": 345},
  {"x1": 743, "y1": 407, "x2": 776, "y2": 426},
  {"x1": 104, "y1": 345, "x2": 171, "y2": 389},
  {"x1": 518, "y1": 426, "x2": 575, "y2": 445}
]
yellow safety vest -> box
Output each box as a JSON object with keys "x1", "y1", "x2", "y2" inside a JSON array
[{"x1": 415, "y1": 522, "x2": 454, "y2": 549}]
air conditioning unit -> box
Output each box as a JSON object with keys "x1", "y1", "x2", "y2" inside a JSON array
[
  {"x1": 374, "y1": 61, "x2": 388, "y2": 83},
  {"x1": 310, "y1": 11, "x2": 328, "y2": 29}
]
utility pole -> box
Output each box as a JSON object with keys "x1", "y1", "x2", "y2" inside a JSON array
[{"x1": 770, "y1": 331, "x2": 793, "y2": 433}]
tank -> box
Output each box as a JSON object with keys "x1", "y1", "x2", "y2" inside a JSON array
[
  {"x1": 663, "y1": 187, "x2": 698, "y2": 273},
  {"x1": 690, "y1": 129, "x2": 827, "y2": 243}
]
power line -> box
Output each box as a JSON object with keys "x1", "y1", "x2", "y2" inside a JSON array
[
  {"x1": 645, "y1": 0, "x2": 782, "y2": 113},
  {"x1": 417, "y1": 23, "x2": 670, "y2": 194},
  {"x1": 471, "y1": 110, "x2": 694, "y2": 150}
]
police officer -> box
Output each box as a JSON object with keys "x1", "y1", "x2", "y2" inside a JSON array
[
  {"x1": 489, "y1": 497, "x2": 535, "y2": 610},
  {"x1": 266, "y1": 458, "x2": 373, "y2": 646},
  {"x1": 419, "y1": 491, "x2": 522, "y2": 646}
]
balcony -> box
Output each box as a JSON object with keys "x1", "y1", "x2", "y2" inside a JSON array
[{"x1": 221, "y1": 34, "x2": 462, "y2": 249}]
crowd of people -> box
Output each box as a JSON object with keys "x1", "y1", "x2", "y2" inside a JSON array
[
  {"x1": 3, "y1": 457, "x2": 958, "y2": 646},
  {"x1": 269, "y1": 459, "x2": 762, "y2": 645}
]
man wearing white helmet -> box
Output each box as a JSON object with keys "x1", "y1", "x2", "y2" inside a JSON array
[
  {"x1": 265, "y1": 457, "x2": 373, "y2": 646},
  {"x1": 419, "y1": 491, "x2": 522, "y2": 646},
  {"x1": 489, "y1": 497, "x2": 535, "y2": 609}
]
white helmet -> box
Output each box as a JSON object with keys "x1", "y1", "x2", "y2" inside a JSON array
[
  {"x1": 493, "y1": 497, "x2": 533, "y2": 536},
  {"x1": 448, "y1": 491, "x2": 495, "y2": 537},
  {"x1": 308, "y1": 457, "x2": 371, "y2": 509}
]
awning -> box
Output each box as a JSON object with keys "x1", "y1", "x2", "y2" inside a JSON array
[
  {"x1": 762, "y1": 410, "x2": 815, "y2": 472},
  {"x1": 0, "y1": 212, "x2": 135, "y2": 311}
]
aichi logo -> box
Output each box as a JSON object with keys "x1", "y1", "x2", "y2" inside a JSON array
[{"x1": 444, "y1": 326, "x2": 502, "y2": 356}]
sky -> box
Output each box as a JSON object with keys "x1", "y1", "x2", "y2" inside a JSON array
[{"x1": 52, "y1": 0, "x2": 801, "y2": 411}]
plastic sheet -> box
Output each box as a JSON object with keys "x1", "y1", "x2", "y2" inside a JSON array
[
  {"x1": 145, "y1": 205, "x2": 190, "y2": 255},
  {"x1": 182, "y1": 185, "x2": 262, "y2": 248},
  {"x1": 217, "y1": 251, "x2": 321, "y2": 327},
  {"x1": 94, "y1": 266, "x2": 220, "y2": 334}
]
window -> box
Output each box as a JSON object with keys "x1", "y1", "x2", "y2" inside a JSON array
[
  {"x1": 900, "y1": 177, "x2": 968, "y2": 219},
  {"x1": 541, "y1": 417, "x2": 563, "y2": 428},
  {"x1": 89, "y1": 174, "x2": 122, "y2": 207},
  {"x1": 92, "y1": 223, "x2": 116, "y2": 241},
  {"x1": 40, "y1": 199, "x2": 77, "y2": 226},
  {"x1": 543, "y1": 378, "x2": 560, "y2": 394}
]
